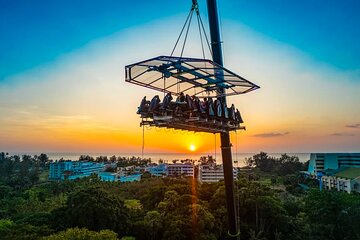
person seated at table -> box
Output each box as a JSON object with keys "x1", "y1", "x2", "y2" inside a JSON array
[
  {"x1": 185, "y1": 94, "x2": 198, "y2": 118},
  {"x1": 222, "y1": 101, "x2": 229, "y2": 119},
  {"x1": 191, "y1": 95, "x2": 200, "y2": 112},
  {"x1": 137, "y1": 96, "x2": 149, "y2": 114},
  {"x1": 199, "y1": 98, "x2": 207, "y2": 114},
  {"x1": 214, "y1": 98, "x2": 222, "y2": 118},
  {"x1": 229, "y1": 104, "x2": 236, "y2": 121},
  {"x1": 176, "y1": 92, "x2": 186, "y2": 103},
  {"x1": 207, "y1": 98, "x2": 215, "y2": 117},
  {"x1": 174, "y1": 92, "x2": 187, "y2": 115},
  {"x1": 160, "y1": 92, "x2": 173, "y2": 110},
  {"x1": 235, "y1": 108, "x2": 244, "y2": 124},
  {"x1": 149, "y1": 95, "x2": 160, "y2": 112},
  {"x1": 185, "y1": 94, "x2": 193, "y2": 110}
]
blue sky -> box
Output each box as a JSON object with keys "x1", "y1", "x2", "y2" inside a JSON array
[
  {"x1": 1, "y1": 0, "x2": 360, "y2": 80},
  {"x1": 221, "y1": 0, "x2": 360, "y2": 71}
]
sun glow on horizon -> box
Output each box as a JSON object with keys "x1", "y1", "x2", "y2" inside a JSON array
[{"x1": 189, "y1": 144, "x2": 196, "y2": 152}]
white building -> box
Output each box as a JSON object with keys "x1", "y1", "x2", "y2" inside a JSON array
[
  {"x1": 321, "y1": 168, "x2": 360, "y2": 193},
  {"x1": 198, "y1": 163, "x2": 238, "y2": 183},
  {"x1": 167, "y1": 163, "x2": 194, "y2": 177}
]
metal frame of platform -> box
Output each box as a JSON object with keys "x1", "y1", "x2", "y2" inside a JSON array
[
  {"x1": 125, "y1": 56, "x2": 259, "y2": 98},
  {"x1": 140, "y1": 116, "x2": 245, "y2": 134}
]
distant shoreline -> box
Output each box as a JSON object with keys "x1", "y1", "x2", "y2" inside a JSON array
[{"x1": 6, "y1": 152, "x2": 312, "y2": 167}]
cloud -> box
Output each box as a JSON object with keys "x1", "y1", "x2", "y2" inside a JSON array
[
  {"x1": 330, "y1": 132, "x2": 355, "y2": 137},
  {"x1": 253, "y1": 132, "x2": 289, "y2": 138},
  {"x1": 346, "y1": 123, "x2": 360, "y2": 129}
]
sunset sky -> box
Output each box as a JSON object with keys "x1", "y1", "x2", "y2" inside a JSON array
[{"x1": 1, "y1": 0, "x2": 360, "y2": 154}]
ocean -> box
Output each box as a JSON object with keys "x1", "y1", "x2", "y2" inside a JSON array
[{"x1": 10, "y1": 152, "x2": 311, "y2": 167}]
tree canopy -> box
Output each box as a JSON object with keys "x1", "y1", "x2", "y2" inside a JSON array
[{"x1": 0, "y1": 152, "x2": 359, "y2": 240}]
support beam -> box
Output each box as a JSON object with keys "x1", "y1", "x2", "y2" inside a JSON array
[{"x1": 206, "y1": 0, "x2": 239, "y2": 238}]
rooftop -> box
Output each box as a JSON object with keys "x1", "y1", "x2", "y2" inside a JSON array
[{"x1": 335, "y1": 168, "x2": 360, "y2": 179}]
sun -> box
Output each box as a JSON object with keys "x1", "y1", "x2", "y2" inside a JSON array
[{"x1": 189, "y1": 144, "x2": 196, "y2": 152}]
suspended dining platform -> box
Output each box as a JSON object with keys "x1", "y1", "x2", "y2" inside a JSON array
[{"x1": 125, "y1": 56, "x2": 260, "y2": 133}]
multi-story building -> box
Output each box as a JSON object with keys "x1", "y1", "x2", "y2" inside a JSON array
[
  {"x1": 49, "y1": 161, "x2": 74, "y2": 180},
  {"x1": 120, "y1": 173, "x2": 142, "y2": 182},
  {"x1": 167, "y1": 163, "x2": 194, "y2": 177},
  {"x1": 321, "y1": 168, "x2": 360, "y2": 193},
  {"x1": 307, "y1": 153, "x2": 360, "y2": 176},
  {"x1": 98, "y1": 172, "x2": 119, "y2": 182},
  {"x1": 71, "y1": 162, "x2": 105, "y2": 176},
  {"x1": 198, "y1": 163, "x2": 238, "y2": 183},
  {"x1": 306, "y1": 153, "x2": 360, "y2": 193},
  {"x1": 146, "y1": 164, "x2": 168, "y2": 176},
  {"x1": 49, "y1": 161, "x2": 105, "y2": 180},
  {"x1": 97, "y1": 172, "x2": 142, "y2": 182}
]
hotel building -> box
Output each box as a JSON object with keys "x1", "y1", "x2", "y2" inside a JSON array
[
  {"x1": 49, "y1": 161, "x2": 105, "y2": 180},
  {"x1": 306, "y1": 153, "x2": 360, "y2": 193},
  {"x1": 167, "y1": 163, "x2": 194, "y2": 177},
  {"x1": 307, "y1": 153, "x2": 360, "y2": 176},
  {"x1": 198, "y1": 163, "x2": 238, "y2": 183}
]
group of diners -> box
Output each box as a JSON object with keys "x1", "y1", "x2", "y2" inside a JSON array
[{"x1": 137, "y1": 92, "x2": 244, "y2": 125}]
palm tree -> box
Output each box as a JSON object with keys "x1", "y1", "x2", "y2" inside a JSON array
[{"x1": 249, "y1": 229, "x2": 267, "y2": 240}]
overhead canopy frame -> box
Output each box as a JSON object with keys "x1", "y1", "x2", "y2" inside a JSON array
[{"x1": 125, "y1": 56, "x2": 259, "y2": 98}]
